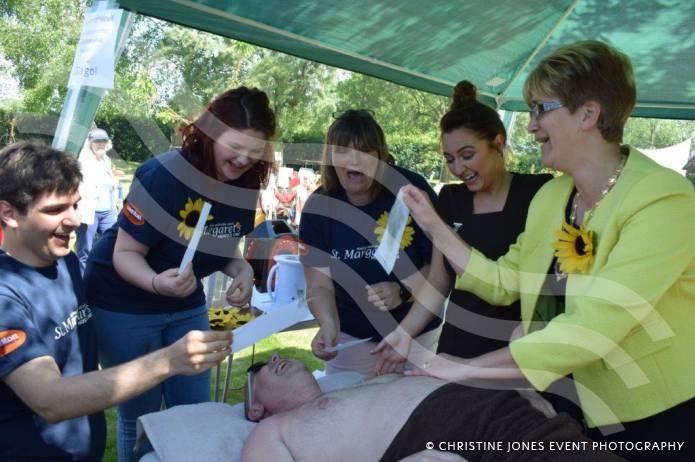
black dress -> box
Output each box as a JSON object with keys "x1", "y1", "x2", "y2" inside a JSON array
[{"x1": 435, "y1": 173, "x2": 552, "y2": 358}]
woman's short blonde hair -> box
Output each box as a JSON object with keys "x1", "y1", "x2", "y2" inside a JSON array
[{"x1": 523, "y1": 40, "x2": 636, "y2": 142}]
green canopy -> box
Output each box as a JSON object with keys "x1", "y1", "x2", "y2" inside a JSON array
[{"x1": 115, "y1": 0, "x2": 695, "y2": 120}]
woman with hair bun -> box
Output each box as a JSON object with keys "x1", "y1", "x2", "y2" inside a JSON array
[
  {"x1": 84, "y1": 87, "x2": 276, "y2": 461},
  {"x1": 374, "y1": 80, "x2": 551, "y2": 371}
]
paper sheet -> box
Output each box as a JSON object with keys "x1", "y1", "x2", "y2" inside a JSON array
[
  {"x1": 230, "y1": 301, "x2": 310, "y2": 353},
  {"x1": 324, "y1": 337, "x2": 373, "y2": 353},
  {"x1": 375, "y1": 191, "x2": 409, "y2": 274},
  {"x1": 178, "y1": 201, "x2": 211, "y2": 274},
  {"x1": 67, "y1": 9, "x2": 122, "y2": 89}
]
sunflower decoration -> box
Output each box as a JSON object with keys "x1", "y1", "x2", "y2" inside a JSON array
[
  {"x1": 374, "y1": 211, "x2": 415, "y2": 250},
  {"x1": 208, "y1": 306, "x2": 263, "y2": 330},
  {"x1": 177, "y1": 197, "x2": 214, "y2": 240},
  {"x1": 552, "y1": 220, "x2": 595, "y2": 274}
]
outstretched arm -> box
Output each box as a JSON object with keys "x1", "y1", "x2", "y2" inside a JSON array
[
  {"x1": 3, "y1": 330, "x2": 231, "y2": 423},
  {"x1": 405, "y1": 346, "x2": 526, "y2": 383}
]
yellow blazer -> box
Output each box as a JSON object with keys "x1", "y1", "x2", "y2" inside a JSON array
[{"x1": 456, "y1": 147, "x2": 695, "y2": 427}]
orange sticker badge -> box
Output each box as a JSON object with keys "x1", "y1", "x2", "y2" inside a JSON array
[
  {"x1": 123, "y1": 202, "x2": 145, "y2": 226},
  {"x1": 0, "y1": 330, "x2": 27, "y2": 357}
]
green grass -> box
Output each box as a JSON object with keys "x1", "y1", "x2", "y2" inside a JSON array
[{"x1": 101, "y1": 327, "x2": 320, "y2": 461}]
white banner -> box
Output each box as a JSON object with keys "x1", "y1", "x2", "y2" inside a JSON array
[{"x1": 67, "y1": 8, "x2": 122, "y2": 89}]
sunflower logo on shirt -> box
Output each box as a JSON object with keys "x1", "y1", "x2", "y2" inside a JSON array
[
  {"x1": 374, "y1": 211, "x2": 414, "y2": 250},
  {"x1": 178, "y1": 197, "x2": 214, "y2": 240}
]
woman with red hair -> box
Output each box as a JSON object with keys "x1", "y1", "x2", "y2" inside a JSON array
[{"x1": 84, "y1": 87, "x2": 276, "y2": 461}]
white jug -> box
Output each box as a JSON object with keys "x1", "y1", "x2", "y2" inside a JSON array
[{"x1": 266, "y1": 254, "x2": 306, "y2": 304}]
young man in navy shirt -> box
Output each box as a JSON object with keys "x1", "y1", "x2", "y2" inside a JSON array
[{"x1": 0, "y1": 142, "x2": 232, "y2": 460}]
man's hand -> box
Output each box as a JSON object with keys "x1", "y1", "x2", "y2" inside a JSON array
[
  {"x1": 226, "y1": 262, "x2": 254, "y2": 306},
  {"x1": 153, "y1": 263, "x2": 197, "y2": 298},
  {"x1": 366, "y1": 282, "x2": 404, "y2": 311},
  {"x1": 311, "y1": 324, "x2": 339, "y2": 360},
  {"x1": 371, "y1": 328, "x2": 412, "y2": 375},
  {"x1": 167, "y1": 330, "x2": 233, "y2": 375}
]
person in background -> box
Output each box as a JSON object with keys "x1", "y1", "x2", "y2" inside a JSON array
[
  {"x1": 75, "y1": 128, "x2": 119, "y2": 273},
  {"x1": 299, "y1": 109, "x2": 441, "y2": 377},
  {"x1": 84, "y1": 87, "x2": 276, "y2": 461},
  {"x1": 0, "y1": 142, "x2": 231, "y2": 461},
  {"x1": 292, "y1": 169, "x2": 314, "y2": 225},
  {"x1": 401, "y1": 40, "x2": 695, "y2": 461},
  {"x1": 374, "y1": 80, "x2": 552, "y2": 374}
]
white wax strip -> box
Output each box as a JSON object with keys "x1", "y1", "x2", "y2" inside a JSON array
[
  {"x1": 324, "y1": 337, "x2": 373, "y2": 353},
  {"x1": 375, "y1": 191, "x2": 409, "y2": 274},
  {"x1": 231, "y1": 300, "x2": 309, "y2": 353},
  {"x1": 178, "y1": 201, "x2": 212, "y2": 274}
]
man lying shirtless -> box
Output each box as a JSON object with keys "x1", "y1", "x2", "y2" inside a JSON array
[{"x1": 241, "y1": 352, "x2": 622, "y2": 462}]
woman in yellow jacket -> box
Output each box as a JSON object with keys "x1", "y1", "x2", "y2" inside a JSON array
[{"x1": 401, "y1": 40, "x2": 695, "y2": 461}]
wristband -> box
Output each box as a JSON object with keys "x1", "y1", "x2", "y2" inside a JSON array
[{"x1": 151, "y1": 274, "x2": 161, "y2": 295}]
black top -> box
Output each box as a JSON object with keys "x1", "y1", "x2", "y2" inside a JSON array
[{"x1": 435, "y1": 173, "x2": 552, "y2": 358}]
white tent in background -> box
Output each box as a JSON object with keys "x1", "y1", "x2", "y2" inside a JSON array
[{"x1": 638, "y1": 138, "x2": 692, "y2": 176}]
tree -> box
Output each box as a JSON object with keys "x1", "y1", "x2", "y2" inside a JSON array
[
  {"x1": 0, "y1": 0, "x2": 85, "y2": 114},
  {"x1": 246, "y1": 50, "x2": 338, "y2": 140}
]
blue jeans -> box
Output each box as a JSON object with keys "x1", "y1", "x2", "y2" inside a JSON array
[
  {"x1": 92, "y1": 306, "x2": 211, "y2": 462},
  {"x1": 76, "y1": 209, "x2": 117, "y2": 273}
]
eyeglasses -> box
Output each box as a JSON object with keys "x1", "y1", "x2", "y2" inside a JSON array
[
  {"x1": 529, "y1": 101, "x2": 564, "y2": 120},
  {"x1": 332, "y1": 108, "x2": 375, "y2": 119}
]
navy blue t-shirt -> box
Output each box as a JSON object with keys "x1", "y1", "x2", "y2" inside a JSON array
[
  {"x1": 85, "y1": 150, "x2": 257, "y2": 313},
  {"x1": 300, "y1": 165, "x2": 441, "y2": 340},
  {"x1": 0, "y1": 251, "x2": 105, "y2": 461}
]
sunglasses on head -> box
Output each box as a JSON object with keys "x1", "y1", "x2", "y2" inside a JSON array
[{"x1": 246, "y1": 361, "x2": 266, "y2": 406}]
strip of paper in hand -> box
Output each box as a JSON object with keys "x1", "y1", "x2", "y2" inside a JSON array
[
  {"x1": 375, "y1": 191, "x2": 409, "y2": 274},
  {"x1": 178, "y1": 201, "x2": 212, "y2": 274}
]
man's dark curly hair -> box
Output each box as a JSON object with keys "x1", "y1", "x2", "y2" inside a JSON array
[{"x1": 0, "y1": 141, "x2": 82, "y2": 222}]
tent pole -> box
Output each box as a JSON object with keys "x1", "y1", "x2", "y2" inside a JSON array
[
  {"x1": 497, "y1": 0, "x2": 581, "y2": 108},
  {"x1": 52, "y1": 0, "x2": 134, "y2": 156}
]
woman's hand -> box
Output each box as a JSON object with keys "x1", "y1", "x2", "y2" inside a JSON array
[
  {"x1": 366, "y1": 282, "x2": 404, "y2": 311},
  {"x1": 371, "y1": 328, "x2": 412, "y2": 375},
  {"x1": 510, "y1": 323, "x2": 525, "y2": 342},
  {"x1": 311, "y1": 323, "x2": 339, "y2": 361},
  {"x1": 226, "y1": 261, "x2": 254, "y2": 306},
  {"x1": 400, "y1": 185, "x2": 440, "y2": 234},
  {"x1": 404, "y1": 352, "x2": 470, "y2": 383},
  {"x1": 152, "y1": 263, "x2": 197, "y2": 298}
]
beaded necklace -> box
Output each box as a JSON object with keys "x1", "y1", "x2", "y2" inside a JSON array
[
  {"x1": 554, "y1": 152, "x2": 628, "y2": 281},
  {"x1": 570, "y1": 152, "x2": 628, "y2": 226}
]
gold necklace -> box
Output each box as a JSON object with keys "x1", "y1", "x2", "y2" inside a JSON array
[{"x1": 554, "y1": 152, "x2": 627, "y2": 281}]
